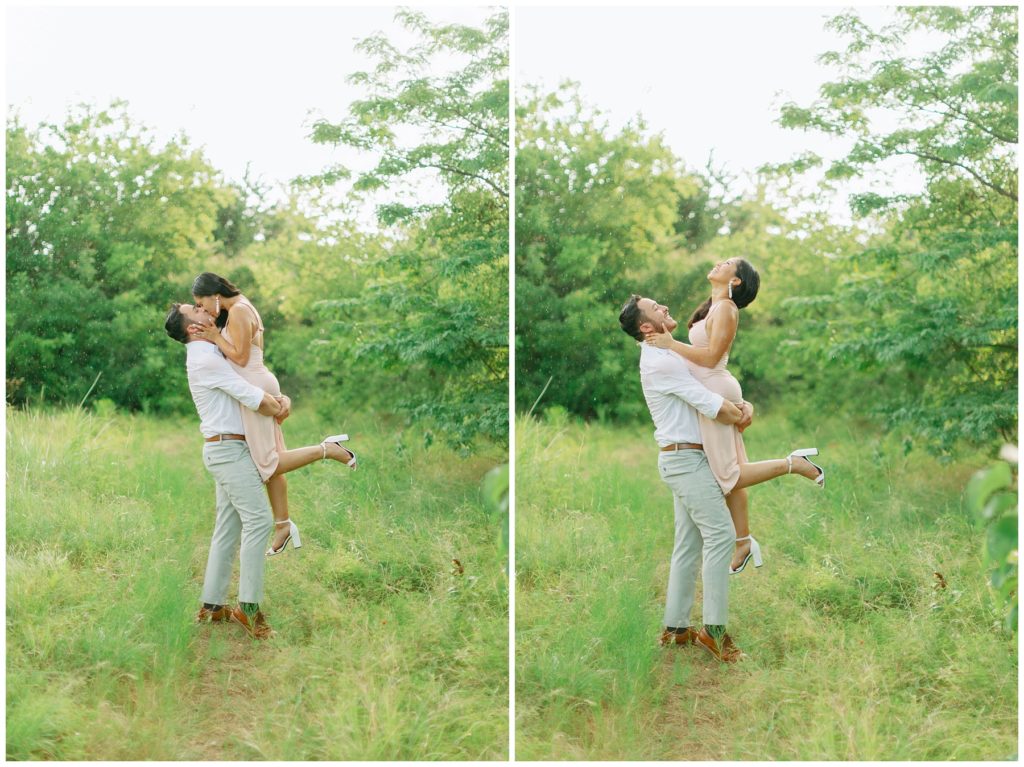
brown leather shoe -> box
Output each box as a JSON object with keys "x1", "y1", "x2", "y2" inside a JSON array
[
  {"x1": 230, "y1": 606, "x2": 274, "y2": 639},
  {"x1": 195, "y1": 605, "x2": 232, "y2": 623},
  {"x1": 659, "y1": 627, "x2": 699, "y2": 647},
  {"x1": 695, "y1": 628, "x2": 746, "y2": 663}
]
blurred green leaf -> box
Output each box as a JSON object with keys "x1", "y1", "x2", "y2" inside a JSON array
[
  {"x1": 986, "y1": 515, "x2": 1018, "y2": 565},
  {"x1": 967, "y1": 463, "x2": 1014, "y2": 514}
]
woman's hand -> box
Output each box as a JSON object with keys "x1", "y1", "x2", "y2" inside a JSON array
[
  {"x1": 193, "y1": 323, "x2": 221, "y2": 343},
  {"x1": 644, "y1": 329, "x2": 675, "y2": 349}
]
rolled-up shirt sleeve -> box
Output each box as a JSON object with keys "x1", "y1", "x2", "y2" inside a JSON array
[
  {"x1": 197, "y1": 354, "x2": 266, "y2": 411},
  {"x1": 649, "y1": 357, "x2": 724, "y2": 419}
]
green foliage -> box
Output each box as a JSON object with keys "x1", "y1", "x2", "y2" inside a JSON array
[
  {"x1": 966, "y1": 452, "x2": 1018, "y2": 632},
  {"x1": 308, "y1": 9, "x2": 509, "y2": 449},
  {"x1": 516, "y1": 8, "x2": 1017, "y2": 460},
  {"x1": 7, "y1": 9, "x2": 510, "y2": 454},
  {"x1": 776, "y1": 6, "x2": 1018, "y2": 451},
  {"x1": 516, "y1": 83, "x2": 716, "y2": 419},
  {"x1": 6, "y1": 103, "x2": 232, "y2": 411}
]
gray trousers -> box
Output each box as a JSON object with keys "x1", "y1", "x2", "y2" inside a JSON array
[
  {"x1": 658, "y1": 449, "x2": 736, "y2": 628},
  {"x1": 199, "y1": 440, "x2": 274, "y2": 605}
]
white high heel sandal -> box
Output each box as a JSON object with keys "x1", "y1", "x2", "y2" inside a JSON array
[
  {"x1": 321, "y1": 433, "x2": 357, "y2": 469},
  {"x1": 730, "y1": 535, "x2": 763, "y2": 575},
  {"x1": 266, "y1": 519, "x2": 302, "y2": 556},
  {"x1": 787, "y1": 447, "x2": 825, "y2": 488}
]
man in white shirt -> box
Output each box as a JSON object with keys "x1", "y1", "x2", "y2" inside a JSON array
[
  {"x1": 619, "y1": 294, "x2": 752, "y2": 662},
  {"x1": 165, "y1": 301, "x2": 294, "y2": 639}
]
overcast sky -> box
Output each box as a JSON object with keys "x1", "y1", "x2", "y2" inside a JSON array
[
  {"x1": 7, "y1": 4, "x2": 496, "y2": 219},
  {"x1": 516, "y1": 5, "x2": 925, "y2": 221},
  {"x1": 7, "y1": 3, "x2": 938, "y2": 225}
]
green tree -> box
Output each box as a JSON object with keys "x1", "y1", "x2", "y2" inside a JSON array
[
  {"x1": 515, "y1": 84, "x2": 709, "y2": 419},
  {"x1": 308, "y1": 9, "x2": 508, "y2": 448},
  {"x1": 776, "y1": 6, "x2": 1018, "y2": 451},
  {"x1": 6, "y1": 103, "x2": 232, "y2": 411}
]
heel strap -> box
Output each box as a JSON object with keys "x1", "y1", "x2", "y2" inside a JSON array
[
  {"x1": 786, "y1": 455, "x2": 793, "y2": 474},
  {"x1": 736, "y1": 535, "x2": 752, "y2": 542},
  {"x1": 274, "y1": 519, "x2": 291, "y2": 526}
]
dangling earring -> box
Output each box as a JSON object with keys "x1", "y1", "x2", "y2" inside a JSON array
[
  {"x1": 215, "y1": 296, "x2": 221, "y2": 315},
  {"x1": 728, "y1": 282, "x2": 733, "y2": 300}
]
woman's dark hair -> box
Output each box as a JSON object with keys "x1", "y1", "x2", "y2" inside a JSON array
[
  {"x1": 191, "y1": 272, "x2": 240, "y2": 328},
  {"x1": 687, "y1": 258, "x2": 761, "y2": 329},
  {"x1": 619, "y1": 294, "x2": 645, "y2": 341}
]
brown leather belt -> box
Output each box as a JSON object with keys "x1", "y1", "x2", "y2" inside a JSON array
[
  {"x1": 660, "y1": 442, "x2": 703, "y2": 452},
  {"x1": 205, "y1": 433, "x2": 246, "y2": 443}
]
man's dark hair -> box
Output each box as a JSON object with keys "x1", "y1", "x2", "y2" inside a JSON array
[
  {"x1": 164, "y1": 303, "x2": 190, "y2": 344},
  {"x1": 619, "y1": 294, "x2": 646, "y2": 341}
]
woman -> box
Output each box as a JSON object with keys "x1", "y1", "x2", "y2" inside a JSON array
[
  {"x1": 190, "y1": 272, "x2": 357, "y2": 556},
  {"x1": 645, "y1": 257, "x2": 824, "y2": 574}
]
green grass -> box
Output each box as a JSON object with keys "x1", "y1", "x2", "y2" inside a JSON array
[
  {"x1": 7, "y1": 405, "x2": 508, "y2": 760},
  {"x1": 515, "y1": 410, "x2": 1017, "y2": 760}
]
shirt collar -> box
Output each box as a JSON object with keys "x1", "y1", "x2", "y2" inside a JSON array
[{"x1": 186, "y1": 340, "x2": 222, "y2": 357}]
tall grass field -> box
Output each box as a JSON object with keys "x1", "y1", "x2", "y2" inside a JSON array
[
  {"x1": 7, "y1": 404, "x2": 508, "y2": 760},
  {"x1": 515, "y1": 410, "x2": 1017, "y2": 760}
]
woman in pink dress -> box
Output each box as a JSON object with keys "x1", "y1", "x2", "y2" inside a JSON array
[
  {"x1": 645, "y1": 258, "x2": 824, "y2": 574},
  {"x1": 190, "y1": 273, "x2": 357, "y2": 555}
]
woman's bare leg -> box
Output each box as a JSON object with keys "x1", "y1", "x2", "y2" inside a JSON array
[
  {"x1": 726, "y1": 488, "x2": 750, "y2": 571},
  {"x1": 262, "y1": 443, "x2": 352, "y2": 553},
  {"x1": 267, "y1": 474, "x2": 290, "y2": 552},
  {"x1": 270, "y1": 442, "x2": 354, "y2": 476},
  {"x1": 733, "y1": 455, "x2": 820, "y2": 491}
]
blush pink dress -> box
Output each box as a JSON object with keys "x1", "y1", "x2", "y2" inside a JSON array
[
  {"x1": 685, "y1": 301, "x2": 747, "y2": 495},
  {"x1": 222, "y1": 298, "x2": 285, "y2": 482}
]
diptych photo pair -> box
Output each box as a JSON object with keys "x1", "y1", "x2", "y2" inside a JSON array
[{"x1": 5, "y1": 3, "x2": 1018, "y2": 762}]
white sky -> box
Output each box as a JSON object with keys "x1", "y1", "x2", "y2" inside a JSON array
[
  {"x1": 5, "y1": 3, "x2": 980, "y2": 227},
  {"x1": 516, "y1": 5, "x2": 928, "y2": 223},
  {"x1": 6, "y1": 4, "x2": 497, "y2": 223}
]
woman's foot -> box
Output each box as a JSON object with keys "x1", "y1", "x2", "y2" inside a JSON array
[
  {"x1": 787, "y1": 448, "x2": 825, "y2": 486},
  {"x1": 730, "y1": 534, "x2": 763, "y2": 574},
  {"x1": 790, "y1": 456, "x2": 820, "y2": 479},
  {"x1": 321, "y1": 434, "x2": 357, "y2": 469},
  {"x1": 269, "y1": 521, "x2": 291, "y2": 553},
  {"x1": 731, "y1": 538, "x2": 752, "y2": 571},
  {"x1": 322, "y1": 441, "x2": 355, "y2": 464},
  {"x1": 266, "y1": 519, "x2": 301, "y2": 556}
]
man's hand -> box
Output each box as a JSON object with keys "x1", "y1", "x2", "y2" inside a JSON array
[
  {"x1": 256, "y1": 392, "x2": 283, "y2": 417},
  {"x1": 715, "y1": 399, "x2": 743, "y2": 425},
  {"x1": 273, "y1": 395, "x2": 292, "y2": 424},
  {"x1": 737, "y1": 401, "x2": 754, "y2": 433},
  {"x1": 644, "y1": 328, "x2": 675, "y2": 349}
]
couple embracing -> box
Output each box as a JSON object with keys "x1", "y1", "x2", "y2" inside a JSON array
[
  {"x1": 164, "y1": 273, "x2": 358, "y2": 639},
  {"x1": 620, "y1": 258, "x2": 825, "y2": 662}
]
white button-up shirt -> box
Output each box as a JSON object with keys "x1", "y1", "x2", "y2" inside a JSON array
[
  {"x1": 639, "y1": 344, "x2": 724, "y2": 447},
  {"x1": 185, "y1": 341, "x2": 266, "y2": 438}
]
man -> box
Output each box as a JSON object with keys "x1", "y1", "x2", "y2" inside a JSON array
[
  {"x1": 165, "y1": 301, "x2": 348, "y2": 639},
  {"x1": 619, "y1": 294, "x2": 752, "y2": 662}
]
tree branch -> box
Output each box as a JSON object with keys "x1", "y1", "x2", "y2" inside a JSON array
[
  {"x1": 895, "y1": 148, "x2": 1017, "y2": 201},
  {"x1": 418, "y1": 161, "x2": 508, "y2": 199}
]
